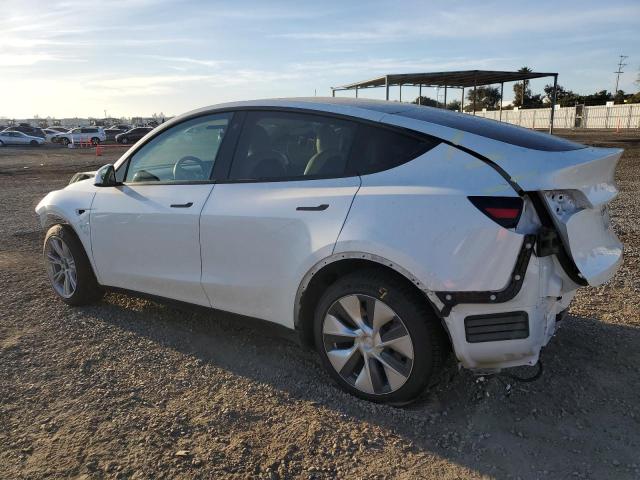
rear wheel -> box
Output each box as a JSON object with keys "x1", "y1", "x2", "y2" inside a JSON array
[
  {"x1": 43, "y1": 225, "x2": 103, "y2": 305},
  {"x1": 30, "y1": 140, "x2": 38, "y2": 146},
  {"x1": 314, "y1": 270, "x2": 446, "y2": 404},
  {"x1": 91, "y1": 137, "x2": 100, "y2": 145},
  {"x1": 120, "y1": 137, "x2": 128, "y2": 144}
]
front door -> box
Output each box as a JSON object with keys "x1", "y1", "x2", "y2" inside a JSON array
[{"x1": 90, "y1": 112, "x2": 233, "y2": 306}]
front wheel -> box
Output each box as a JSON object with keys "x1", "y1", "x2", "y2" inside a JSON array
[
  {"x1": 61, "y1": 137, "x2": 70, "y2": 146},
  {"x1": 43, "y1": 225, "x2": 103, "y2": 305},
  {"x1": 314, "y1": 270, "x2": 447, "y2": 404},
  {"x1": 30, "y1": 140, "x2": 38, "y2": 146},
  {"x1": 120, "y1": 137, "x2": 128, "y2": 144},
  {"x1": 91, "y1": 137, "x2": 100, "y2": 145}
]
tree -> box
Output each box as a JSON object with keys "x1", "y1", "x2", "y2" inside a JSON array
[
  {"x1": 412, "y1": 96, "x2": 438, "y2": 107},
  {"x1": 465, "y1": 86, "x2": 501, "y2": 111},
  {"x1": 513, "y1": 66, "x2": 533, "y2": 107},
  {"x1": 543, "y1": 84, "x2": 579, "y2": 107},
  {"x1": 446, "y1": 99, "x2": 461, "y2": 111}
]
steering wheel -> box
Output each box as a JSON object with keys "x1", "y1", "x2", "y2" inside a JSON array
[{"x1": 173, "y1": 155, "x2": 205, "y2": 181}]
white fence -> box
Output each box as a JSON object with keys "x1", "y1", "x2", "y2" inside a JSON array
[{"x1": 471, "y1": 103, "x2": 640, "y2": 129}]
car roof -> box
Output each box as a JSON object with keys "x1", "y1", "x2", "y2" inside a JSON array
[{"x1": 185, "y1": 97, "x2": 584, "y2": 152}]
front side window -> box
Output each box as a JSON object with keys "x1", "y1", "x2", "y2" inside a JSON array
[
  {"x1": 124, "y1": 113, "x2": 232, "y2": 183},
  {"x1": 229, "y1": 111, "x2": 357, "y2": 181}
]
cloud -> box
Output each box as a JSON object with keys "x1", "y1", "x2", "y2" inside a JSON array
[
  {"x1": 140, "y1": 55, "x2": 225, "y2": 68},
  {"x1": 289, "y1": 57, "x2": 510, "y2": 78},
  {"x1": 84, "y1": 69, "x2": 303, "y2": 97},
  {"x1": 273, "y1": 4, "x2": 640, "y2": 42},
  {"x1": 0, "y1": 53, "x2": 71, "y2": 66}
]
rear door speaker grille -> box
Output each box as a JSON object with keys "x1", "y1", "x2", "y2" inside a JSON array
[{"x1": 464, "y1": 312, "x2": 529, "y2": 343}]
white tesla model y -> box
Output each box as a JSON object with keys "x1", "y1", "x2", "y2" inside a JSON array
[{"x1": 36, "y1": 98, "x2": 623, "y2": 403}]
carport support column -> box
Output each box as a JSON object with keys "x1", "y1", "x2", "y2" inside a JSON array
[
  {"x1": 472, "y1": 75, "x2": 477, "y2": 116},
  {"x1": 549, "y1": 74, "x2": 558, "y2": 134},
  {"x1": 461, "y1": 87, "x2": 465, "y2": 113},
  {"x1": 355, "y1": 87, "x2": 358, "y2": 98},
  {"x1": 499, "y1": 82, "x2": 504, "y2": 122},
  {"x1": 443, "y1": 85, "x2": 447, "y2": 109},
  {"x1": 419, "y1": 85, "x2": 422, "y2": 105},
  {"x1": 332, "y1": 88, "x2": 335, "y2": 98},
  {"x1": 385, "y1": 76, "x2": 390, "y2": 101},
  {"x1": 399, "y1": 84, "x2": 402, "y2": 102}
]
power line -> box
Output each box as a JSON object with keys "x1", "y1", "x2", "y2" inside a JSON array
[{"x1": 613, "y1": 55, "x2": 628, "y2": 95}]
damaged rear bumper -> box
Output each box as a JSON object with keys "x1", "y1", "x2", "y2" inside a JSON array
[{"x1": 441, "y1": 251, "x2": 576, "y2": 370}]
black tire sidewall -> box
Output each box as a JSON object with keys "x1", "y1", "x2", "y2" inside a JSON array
[
  {"x1": 44, "y1": 225, "x2": 102, "y2": 306},
  {"x1": 313, "y1": 271, "x2": 440, "y2": 404}
]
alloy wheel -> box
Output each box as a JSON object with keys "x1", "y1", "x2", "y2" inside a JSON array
[
  {"x1": 322, "y1": 294, "x2": 414, "y2": 395},
  {"x1": 45, "y1": 236, "x2": 77, "y2": 298}
]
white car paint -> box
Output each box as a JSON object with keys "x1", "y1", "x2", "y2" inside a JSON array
[
  {"x1": 200, "y1": 177, "x2": 360, "y2": 323},
  {"x1": 90, "y1": 184, "x2": 215, "y2": 306},
  {"x1": 35, "y1": 97, "x2": 623, "y2": 374},
  {"x1": 0, "y1": 130, "x2": 45, "y2": 145}
]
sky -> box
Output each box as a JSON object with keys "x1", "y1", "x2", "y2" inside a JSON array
[{"x1": 1, "y1": 0, "x2": 639, "y2": 118}]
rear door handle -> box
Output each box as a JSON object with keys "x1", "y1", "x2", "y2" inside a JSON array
[
  {"x1": 296, "y1": 204, "x2": 329, "y2": 211},
  {"x1": 170, "y1": 202, "x2": 193, "y2": 208}
]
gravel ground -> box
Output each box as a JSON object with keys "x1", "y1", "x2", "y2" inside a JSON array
[{"x1": 1, "y1": 132, "x2": 639, "y2": 480}]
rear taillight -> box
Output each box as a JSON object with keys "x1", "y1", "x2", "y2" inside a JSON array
[{"x1": 468, "y1": 196, "x2": 523, "y2": 229}]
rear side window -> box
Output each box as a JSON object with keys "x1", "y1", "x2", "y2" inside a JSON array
[
  {"x1": 229, "y1": 111, "x2": 357, "y2": 181},
  {"x1": 349, "y1": 125, "x2": 439, "y2": 175}
]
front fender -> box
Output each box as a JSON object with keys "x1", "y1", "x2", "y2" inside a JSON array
[{"x1": 35, "y1": 185, "x2": 98, "y2": 280}]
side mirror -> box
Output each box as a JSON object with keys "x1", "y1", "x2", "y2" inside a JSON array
[{"x1": 94, "y1": 164, "x2": 119, "y2": 187}]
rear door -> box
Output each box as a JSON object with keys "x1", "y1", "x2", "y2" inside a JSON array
[
  {"x1": 91, "y1": 112, "x2": 233, "y2": 305},
  {"x1": 200, "y1": 110, "x2": 360, "y2": 326}
]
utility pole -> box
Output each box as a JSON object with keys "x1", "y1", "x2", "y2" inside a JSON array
[{"x1": 613, "y1": 55, "x2": 628, "y2": 98}]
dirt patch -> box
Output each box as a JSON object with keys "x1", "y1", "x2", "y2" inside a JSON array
[{"x1": 1, "y1": 132, "x2": 639, "y2": 479}]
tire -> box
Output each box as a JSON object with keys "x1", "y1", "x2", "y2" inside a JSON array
[
  {"x1": 43, "y1": 225, "x2": 103, "y2": 306},
  {"x1": 30, "y1": 140, "x2": 38, "y2": 146},
  {"x1": 91, "y1": 137, "x2": 100, "y2": 145},
  {"x1": 61, "y1": 137, "x2": 70, "y2": 146},
  {"x1": 120, "y1": 137, "x2": 128, "y2": 144},
  {"x1": 0, "y1": 140, "x2": 4, "y2": 147},
  {"x1": 314, "y1": 270, "x2": 446, "y2": 405}
]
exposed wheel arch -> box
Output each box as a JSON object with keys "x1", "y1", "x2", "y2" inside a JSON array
[{"x1": 295, "y1": 253, "x2": 449, "y2": 349}]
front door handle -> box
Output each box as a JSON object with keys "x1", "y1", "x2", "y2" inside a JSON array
[
  {"x1": 170, "y1": 202, "x2": 193, "y2": 208},
  {"x1": 296, "y1": 204, "x2": 329, "y2": 211}
]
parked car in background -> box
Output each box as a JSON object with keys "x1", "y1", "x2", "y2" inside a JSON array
[
  {"x1": 48, "y1": 126, "x2": 69, "y2": 133},
  {"x1": 104, "y1": 125, "x2": 131, "y2": 141},
  {"x1": 35, "y1": 98, "x2": 623, "y2": 404},
  {"x1": 0, "y1": 130, "x2": 45, "y2": 146},
  {"x1": 44, "y1": 128, "x2": 68, "y2": 142},
  {"x1": 53, "y1": 127, "x2": 106, "y2": 146},
  {"x1": 2, "y1": 125, "x2": 45, "y2": 138},
  {"x1": 115, "y1": 126, "x2": 153, "y2": 144}
]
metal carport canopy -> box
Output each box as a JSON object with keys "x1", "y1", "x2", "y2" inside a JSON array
[
  {"x1": 331, "y1": 69, "x2": 560, "y2": 133},
  {"x1": 332, "y1": 70, "x2": 557, "y2": 90}
]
